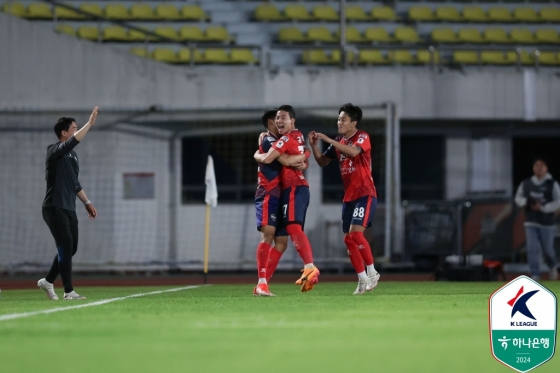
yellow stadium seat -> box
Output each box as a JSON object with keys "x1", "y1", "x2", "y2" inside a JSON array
[
  {"x1": 358, "y1": 50, "x2": 389, "y2": 65},
  {"x1": 484, "y1": 28, "x2": 511, "y2": 44},
  {"x1": 513, "y1": 8, "x2": 540, "y2": 23},
  {"x1": 254, "y1": 3, "x2": 285, "y2": 22},
  {"x1": 181, "y1": 5, "x2": 209, "y2": 21},
  {"x1": 535, "y1": 29, "x2": 560, "y2": 44},
  {"x1": 390, "y1": 50, "x2": 414, "y2": 64},
  {"x1": 506, "y1": 50, "x2": 534, "y2": 65},
  {"x1": 336, "y1": 26, "x2": 365, "y2": 43},
  {"x1": 436, "y1": 7, "x2": 463, "y2": 22},
  {"x1": 230, "y1": 49, "x2": 258, "y2": 64},
  {"x1": 371, "y1": 6, "x2": 398, "y2": 21},
  {"x1": 313, "y1": 5, "x2": 338, "y2": 21},
  {"x1": 488, "y1": 8, "x2": 514, "y2": 23},
  {"x1": 77, "y1": 26, "x2": 99, "y2": 41},
  {"x1": 129, "y1": 47, "x2": 149, "y2": 58},
  {"x1": 278, "y1": 27, "x2": 307, "y2": 43},
  {"x1": 481, "y1": 51, "x2": 509, "y2": 65},
  {"x1": 307, "y1": 27, "x2": 337, "y2": 43},
  {"x1": 331, "y1": 49, "x2": 355, "y2": 64},
  {"x1": 176, "y1": 49, "x2": 204, "y2": 64},
  {"x1": 154, "y1": 26, "x2": 180, "y2": 42},
  {"x1": 463, "y1": 7, "x2": 489, "y2": 23},
  {"x1": 155, "y1": 5, "x2": 181, "y2": 21},
  {"x1": 416, "y1": 50, "x2": 441, "y2": 64},
  {"x1": 510, "y1": 28, "x2": 536, "y2": 44},
  {"x1": 204, "y1": 26, "x2": 234, "y2": 42},
  {"x1": 55, "y1": 24, "x2": 76, "y2": 36},
  {"x1": 104, "y1": 4, "x2": 131, "y2": 20},
  {"x1": 458, "y1": 28, "x2": 486, "y2": 43},
  {"x1": 284, "y1": 4, "x2": 313, "y2": 21},
  {"x1": 302, "y1": 50, "x2": 331, "y2": 65},
  {"x1": 346, "y1": 6, "x2": 369, "y2": 22},
  {"x1": 27, "y1": 3, "x2": 52, "y2": 19},
  {"x1": 102, "y1": 26, "x2": 129, "y2": 42},
  {"x1": 537, "y1": 51, "x2": 559, "y2": 65},
  {"x1": 128, "y1": 28, "x2": 158, "y2": 42},
  {"x1": 454, "y1": 51, "x2": 479, "y2": 64},
  {"x1": 55, "y1": 6, "x2": 85, "y2": 20},
  {"x1": 2, "y1": 2, "x2": 27, "y2": 17},
  {"x1": 130, "y1": 4, "x2": 158, "y2": 20},
  {"x1": 204, "y1": 49, "x2": 230, "y2": 64},
  {"x1": 540, "y1": 8, "x2": 560, "y2": 23},
  {"x1": 179, "y1": 26, "x2": 205, "y2": 42},
  {"x1": 364, "y1": 27, "x2": 393, "y2": 43},
  {"x1": 394, "y1": 27, "x2": 423, "y2": 43},
  {"x1": 408, "y1": 6, "x2": 434, "y2": 22},
  {"x1": 80, "y1": 4, "x2": 103, "y2": 19},
  {"x1": 432, "y1": 28, "x2": 459, "y2": 43},
  {"x1": 152, "y1": 48, "x2": 178, "y2": 64}
]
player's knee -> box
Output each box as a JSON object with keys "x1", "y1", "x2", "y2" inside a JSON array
[
  {"x1": 286, "y1": 224, "x2": 302, "y2": 236},
  {"x1": 273, "y1": 237, "x2": 288, "y2": 253},
  {"x1": 349, "y1": 231, "x2": 365, "y2": 242},
  {"x1": 344, "y1": 234, "x2": 354, "y2": 245}
]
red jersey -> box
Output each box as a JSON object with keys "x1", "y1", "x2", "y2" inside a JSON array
[
  {"x1": 272, "y1": 129, "x2": 309, "y2": 189},
  {"x1": 324, "y1": 130, "x2": 377, "y2": 202},
  {"x1": 256, "y1": 132, "x2": 282, "y2": 198}
]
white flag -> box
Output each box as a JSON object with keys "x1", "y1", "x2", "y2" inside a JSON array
[{"x1": 204, "y1": 155, "x2": 218, "y2": 207}]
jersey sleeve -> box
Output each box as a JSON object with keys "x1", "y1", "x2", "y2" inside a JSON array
[
  {"x1": 47, "y1": 136, "x2": 80, "y2": 162},
  {"x1": 354, "y1": 133, "x2": 371, "y2": 153},
  {"x1": 261, "y1": 135, "x2": 276, "y2": 153},
  {"x1": 272, "y1": 135, "x2": 290, "y2": 155},
  {"x1": 323, "y1": 144, "x2": 337, "y2": 160}
]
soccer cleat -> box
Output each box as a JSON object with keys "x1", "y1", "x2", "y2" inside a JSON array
[
  {"x1": 353, "y1": 280, "x2": 368, "y2": 295},
  {"x1": 63, "y1": 291, "x2": 86, "y2": 300},
  {"x1": 296, "y1": 266, "x2": 320, "y2": 293},
  {"x1": 37, "y1": 278, "x2": 59, "y2": 300},
  {"x1": 253, "y1": 283, "x2": 275, "y2": 297},
  {"x1": 366, "y1": 272, "x2": 380, "y2": 291}
]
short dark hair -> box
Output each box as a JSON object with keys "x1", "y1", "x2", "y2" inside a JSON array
[
  {"x1": 54, "y1": 117, "x2": 76, "y2": 139},
  {"x1": 533, "y1": 157, "x2": 549, "y2": 167},
  {"x1": 261, "y1": 108, "x2": 277, "y2": 128},
  {"x1": 277, "y1": 105, "x2": 295, "y2": 119},
  {"x1": 339, "y1": 103, "x2": 363, "y2": 124}
]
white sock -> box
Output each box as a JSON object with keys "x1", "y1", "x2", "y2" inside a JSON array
[
  {"x1": 304, "y1": 263, "x2": 315, "y2": 269},
  {"x1": 358, "y1": 271, "x2": 368, "y2": 281},
  {"x1": 258, "y1": 278, "x2": 267, "y2": 285},
  {"x1": 367, "y1": 264, "x2": 376, "y2": 275}
]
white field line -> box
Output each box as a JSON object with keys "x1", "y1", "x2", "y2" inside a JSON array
[{"x1": 0, "y1": 285, "x2": 203, "y2": 322}]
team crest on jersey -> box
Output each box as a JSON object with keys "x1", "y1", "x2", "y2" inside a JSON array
[{"x1": 271, "y1": 214, "x2": 276, "y2": 222}]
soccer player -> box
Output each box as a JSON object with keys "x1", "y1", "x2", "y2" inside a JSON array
[
  {"x1": 37, "y1": 107, "x2": 99, "y2": 300},
  {"x1": 254, "y1": 105, "x2": 320, "y2": 292},
  {"x1": 254, "y1": 109, "x2": 307, "y2": 296},
  {"x1": 308, "y1": 103, "x2": 380, "y2": 295}
]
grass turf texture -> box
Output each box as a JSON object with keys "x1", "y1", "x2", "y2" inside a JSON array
[{"x1": 1, "y1": 282, "x2": 558, "y2": 373}]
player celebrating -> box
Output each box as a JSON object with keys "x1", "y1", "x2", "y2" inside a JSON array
[
  {"x1": 309, "y1": 103, "x2": 380, "y2": 295},
  {"x1": 38, "y1": 107, "x2": 99, "y2": 300},
  {"x1": 254, "y1": 105, "x2": 320, "y2": 293},
  {"x1": 254, "y1": 109, "x2": 306, "y2": 296}
]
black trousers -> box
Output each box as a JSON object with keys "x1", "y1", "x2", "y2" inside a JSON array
[{"x1": 42, "y1": 207, "x2": 78, "y2": 293}]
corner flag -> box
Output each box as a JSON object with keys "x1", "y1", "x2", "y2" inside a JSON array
[{"x1": 204, "y1": 155, "x2": 218, "y2": 207}]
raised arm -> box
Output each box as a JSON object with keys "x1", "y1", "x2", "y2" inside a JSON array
[
  {"x1": 308, "y1": 131, "x2": 333, "y2": 168},
  {"x1": 74, "y1": 106, "x2": 99, "y2": 142},
  {"x1": 314, "y1": 132, "x2": 362, "y2": 158}
]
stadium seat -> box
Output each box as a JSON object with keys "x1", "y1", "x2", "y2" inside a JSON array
[
  {"x1": 458, "y1": 28, "x2": 486, "y2": 43},
  {"x1": 346, "y1": 6, "x2": 369, "y2": 22},
  {"x1": 364, "y1": 27, "x2": 393, "y2": 43},
  {"x1": 505, "y1": 50, "x2": 534, "y2": 65},
  {"x1": 408, "y1": 6, "x2": 435, "y2": 22},
  {"x1": 336, "y1": 26, "x2": 366, "y2": 43},
  {"x1": 180, "y1": 5, "x2": 209, "y2": 21},
  {"x1": 128, "y1": 28, "x2": 158, "y2": 42},
  {"x1": 26, "y1": 3, "x2": 52, "y2": 19},
  {"x1": 152, "y1": 48, "x2": 178, "y2": 64},
  {"x1": 453, "y1": 51, "x2": 479, "y2": 64},
  {"x1": 394, "y1": 27, "x2": 423, "y2": 43},
  {"x1": 129, "y1": 47, "x2": 149, "y2": 58},
  {"x1": 79, "y1": 4, "x2": 103, "y2": 19},
  {"x1": 313, "y1": 5, "x2": 338, "y2": 22},
  {"x1": 481, "y1": 51, "x2": 509, "y2": 65},
  {"x1": 176, "y1": 48, "x2": 204, "y2": 64},
  {"x1": 432, "y1": 28, "x2": 459, "y2": 43},
  {"x1": 2, "y1": 2, "x2": 27, "y2": 17},
  {"x1": 179, "y1": 26, "x2": 205, "y2": 42},
  {"x1": 371, "y1": 6, "x2": 398, "y2": 21},
  {"x1": 155, "y1": 5, "x2": 181, "y2": 21},
  {"x1": 513, "y1": 8, "x2": 540, "y2": 23},
  {"x1": 488, "y1": 8, "x2": 514, "y2": 23},
  {"x1": 390, "y1": 50, "x2": 414, "y2": 64},
  {"x1": 55, "y1": 24, "x2": 76, "y2": 36},
  {"x1": 358, "y1": 50, "x2": 389, "y2": 65},
  {"x1": 537, "y1": 51, "x2": 559, "y2": 65},
  {"x1": 436, "y1": 7, "x2": 463, "y2": 22},
  {"x1": 416, "y1": 50, "x2": 441, "y2": 64},
  {"x1": 535, "y1": 29, "x2": 560, "y2": 44},
  {"x1": 254, "y1": 3, "x2": 285, "y2": 22},
  {"x1": 55, "y1": 5, "x2": 85, "y2": 20},
  {"x1": 204, "y1": 49, "x2": 230, "y2": 64},
  {"x1": 463, "y1": 7, "x2": 489, "y2": 23},
  {"x1": 278, "y1": 27, "x2": 307, "y2": 44},
  {"x1": 104, "y1": 4, "x2": 132, "y2": 20},
  {"x1": 510, "y1": 28, "x2": 536, "y2": 44},
  {"x1": 302, "y1": 50, "x2": 331, "y2": 65},
  {"x1": 102, "y1": 26, "x2": 129, "y2": 42},
  {"x1": 307, "y1": 27, "x2": 337, "y2": 43},
  {"x1": 484, "y1": 28, "x2": 511, "y2": 44},
  {"x1": 204, "y1": 26, "x2": 234, "y2": 43},
  {"x1": 331, "y1": 49, "x2": 355, "y2": 64},
  {"x1": 130, "y1": 4, "x2": 159, "y2": 21},
  {"x1": 154, "y1": 26, "x2": 180, "y2": 42},
  {"x1": 284, "y1": 4, "x2": 313, "y2": 22},
  {"x1": 230, "y1": 49, "x2": 258, "y2": 64},
  {"x1": 77, "y1": 26, "x2": 99, "y2": 41},
  {"x1": 540, "y1": 8, "x2": 560, "y2": 23}
]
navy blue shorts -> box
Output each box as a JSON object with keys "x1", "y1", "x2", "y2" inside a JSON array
[
  {"x1": 255, "y1": 194, "x2": 287, "y2": 236},
  {"x1": 281, "y1": 186, "x2": 310, "y2": 228},
  {"x1": 341, "y1": 196, "x2": 377, "y2": 233}
]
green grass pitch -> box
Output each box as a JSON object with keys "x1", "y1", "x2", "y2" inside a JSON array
[{"x1": 1, "y1": 281, "x2": 558, "y2": 373}]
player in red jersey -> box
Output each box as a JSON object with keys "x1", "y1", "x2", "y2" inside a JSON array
[
  {"x1": 254, "y1": 105, "x2": 320, "y2": 292},
  {"x1": 309, "y1": 103, "x2": 380, "y2": 295},
  {"x1": 253, "y1": 109, "x2": 306, "y2": 296}
]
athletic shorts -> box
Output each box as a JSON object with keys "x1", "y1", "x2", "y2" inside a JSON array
[
  {"x1": 281, "y1": 185, "x2": 310, "y2": 228},
  {"x1": 341, "y1": 196, "x2": 377, "y2": 233},
  {"x1": 255, "y1": 194, "x2": 287, "y2": 236}
]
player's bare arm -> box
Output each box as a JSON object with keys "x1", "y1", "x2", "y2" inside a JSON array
[
  {"x1": 308, "y1": 131, "x2": 332, "y2": 168},
  {"x1": 258, "y1": 132, "x2": 267, "y2": 146},
  {"x1": 254, "y1": 147, "x2": 282, "y2": 164},
  {"x1": 74, "y1": 106, "x2": 99, "y2": 142},
  {"x1": 77, "y1": 190, "x2": 97, "y2": 220},
  {"x1": 315, "y1": 132, "x2": 362, "y2": 158},
  {"x1": 277, "y1": 154, "x2": 306, "y2": 167}
]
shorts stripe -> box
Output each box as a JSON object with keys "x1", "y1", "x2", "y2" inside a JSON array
[
  {"x1": 362, "y1": 196, "x2": 372, "y2": 227},
  {"x1": 288, "y1": 187, "x2": 296, "y2": 221},
  {"x1": 261, "y1": 195, "x2": 270, "y2": 226}
]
